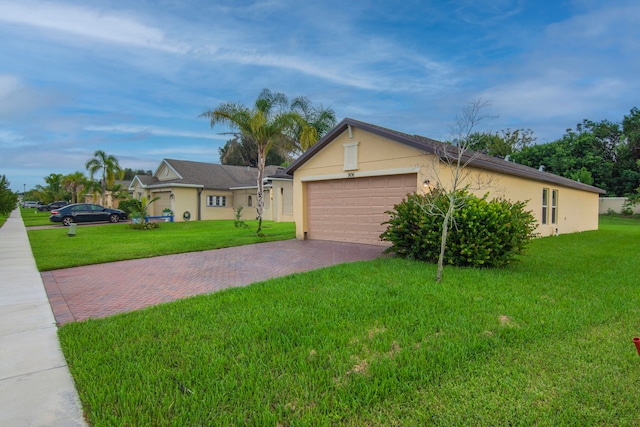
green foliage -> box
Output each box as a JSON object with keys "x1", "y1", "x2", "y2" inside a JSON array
[
  {"x1": 116, "y1": 198, "x2": 138, "y2": 215},
  {"x1": 234, "y1": 205, "x2": 249, "y2": 229},
  {"x1": 512, "y1": 109, "x2": 640, "y2": 196},
  {"x1": 219, "y1": 136, "x2": 290, "y2": 167},
  {"x1": 381, "y1": 190, "x2": 537, "y2": 268},
  {"x1": 466, "y1": 128, "x2": 535, "y2": 158},
  {"x1": 121, "y1": 168, "x2": 152, "y2": 180},
  {"x1": 34, "y1": 173, "x2": 71, "y2": 203},
  {"x1": 0, "y1": 175, "x2": 18, "y2": 215},
  {"x1": 569, "y1": 166, "x2": 594, "y2": 185},
  {"x1": 128, "y1": 195, "x2": 160, "y2": 220}
]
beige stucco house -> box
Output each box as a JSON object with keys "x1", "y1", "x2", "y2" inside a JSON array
[
  {"x1": 285, "y1": 118, "x2": 606, "y2": 245},
  {"x1": 129, "y1": 159, "x2": 293, "y2": 222}
]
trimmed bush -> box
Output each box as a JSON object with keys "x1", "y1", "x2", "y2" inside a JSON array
[
  {"x1": 117, "y1": 199, "x2": 137, "y2": 216},
  {"x1": 380, "y1": 189, "x2": 537, "y2": 268}
]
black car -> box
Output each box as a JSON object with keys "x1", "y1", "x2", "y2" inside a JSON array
[
  {"x1": 38, "y1": 201, "x2": 69, "y2": 211},
  {"x1": 49, "y1": 203, "x2": 128, "y2": 226}
]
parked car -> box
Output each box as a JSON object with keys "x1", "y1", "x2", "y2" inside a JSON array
[
  {"x1": 22, "y1": 201, "x2": 42, "y2": 209},
  {"x1": 49, "y1": 203, "x2": 128, "y2": 226},
  {"x1": 38, "y1": 201, "x2": 70, "y2": 211}
]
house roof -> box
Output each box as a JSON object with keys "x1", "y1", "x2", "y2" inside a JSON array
[
  {"x1": 285, "y1": 118, "x2": 606, "y2": 195},
  {"x1": 131, "y1": 159, "x2": 289, "y2": 191}
]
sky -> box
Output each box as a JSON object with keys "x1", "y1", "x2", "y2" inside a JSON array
[{"x1": 1, "y1": 0, "x2": 639, "y2": 192}]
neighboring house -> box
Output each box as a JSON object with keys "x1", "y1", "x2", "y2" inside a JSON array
[
  {"x1": 129, "y1": 159, "x2": 293, "y2": 222},
  {"x1": 285, "y1": 118, "x2": 606, "y2": 245},
  {"x1": 84, "y1": 179, "x2": 132, "y2": 208}
]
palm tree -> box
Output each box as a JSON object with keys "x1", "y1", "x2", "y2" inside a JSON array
[
  {"x1": 85, "y1": 150, "x2": 121, "y2": 205},
  {"x1": 200, "y1": 89, "x2": 305, "y2": 234},
  {"x1": 290, "y1": 96, "x2": 337, "y2": 153},
  {"x1": 35, "y1": 173, "x2": 69, "y2": 203},
  {"x1": 63, "y1": 171, "x2": 88, "y2": 204}
]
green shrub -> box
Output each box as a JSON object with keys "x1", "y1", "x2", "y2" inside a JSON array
[
  {"x1": 117, "y1": 199, "x2": 137, "y2": 216},
  {"x1": 380, "y1": 189, "x2": 537, "y2": 268}
]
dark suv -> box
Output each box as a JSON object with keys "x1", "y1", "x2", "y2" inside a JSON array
[{"x1": 38, "y1": 201, "x2": 70, "y2": 211}]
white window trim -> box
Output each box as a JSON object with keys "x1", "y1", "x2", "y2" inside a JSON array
[
  {"x1": 207, "y1": 195, "x2": 227, "y2": 207},
  {"x1": 551, "y1": 189, "x2": 558, "y2": 225},
  {"x1": 542, "y1": 188, "x2": 549, "y2": 225}
]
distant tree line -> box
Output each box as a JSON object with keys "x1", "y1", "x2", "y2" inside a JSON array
[{"x1": 23, "y1": 152, "x2": 152, "y2": 205}]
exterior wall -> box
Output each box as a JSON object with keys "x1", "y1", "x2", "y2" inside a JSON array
[
  {"x1": 599, "y1": 197, "x2": 640, "y2": 214},
  {"x1": 231, "y1": 183, "x2": 294, "y2": 223},
  {"x1": 269, "y1": 180, "x2": 294, "y2": 223},
  {"x1": 293, "y1": 126, "x2": 601, "y2": 240},
  {"x1": 232, "y1": 189, "x2": 259, "y2": 220},
  {"x1": 200, "y1": 189, "x2": 235, "y2": 220},
  {"x1": 171, "y1": 187, "x2": 199, "y2": 222}
]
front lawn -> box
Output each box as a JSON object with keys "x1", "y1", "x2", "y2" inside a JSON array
[
  {"x1": 20, "y1": 206, "x2": 53, "y2": 226},
  {"x1": 58, "y1": 216, "x2": 640, "y2": 425},
  {"x1": 28, "y1": 220, "x2": 295, "y2": 271}
]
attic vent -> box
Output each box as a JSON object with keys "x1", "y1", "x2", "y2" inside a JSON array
[{"x1": 344, "y1": 141, "x2": 359, "y2": 171}]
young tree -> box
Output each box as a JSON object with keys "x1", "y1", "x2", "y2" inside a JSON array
[
  {"x1": 425, "y1": 100, "x2": 493, "y2": 282},
  {"x1": 85, "y1": 150, "x2": 121, "y2": 205},
  {"x1": 201, "y1": 89, "x2": 328, "y2": 234}
]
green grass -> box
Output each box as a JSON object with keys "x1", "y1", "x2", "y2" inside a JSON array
[
  {"x1": 0, "y1": 214, "x2": 7, "y2": 228},
  {"x1": 20, "y1": 206, "x2": 54, "y2": 226},
  {"x1": 58, "y1": 216, "x2": 640, "y2": 426},
  {"x1": 28, "y1": 220, "x2": 295, "y2": 271}
]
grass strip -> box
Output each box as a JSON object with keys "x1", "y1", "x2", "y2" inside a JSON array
[{"x1": 28, "y1": 220, "x2": 295, "y2": 271}]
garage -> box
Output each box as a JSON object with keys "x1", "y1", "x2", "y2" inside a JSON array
[
  {"x1": 151, "y1": 191, "x2": 172, "y2": 216},
  {"x1": 306, "y1": 174, "x2": 417, "y2": 245}
]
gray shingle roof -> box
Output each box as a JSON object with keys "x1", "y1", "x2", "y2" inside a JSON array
[
  {"x1": 135, "y1": 159, "x2": 287, "y2": 190},
  {"x1": 285, "y1": 118, "x2": 606, "y2": 195}
]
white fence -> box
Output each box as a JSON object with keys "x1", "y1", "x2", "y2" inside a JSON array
[{"x1": 599, "y1": 197, "x2": 640, "y2": 214}]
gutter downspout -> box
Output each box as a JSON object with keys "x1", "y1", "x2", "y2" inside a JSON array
[{"x1": 197, "y1": 187, "x2": 203, "y2": 220}]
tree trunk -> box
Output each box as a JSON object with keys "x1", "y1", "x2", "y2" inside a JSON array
[
  {"x1": 436, "y1": 193, "x2": 455, "y2": 283},
  {"x1": 255, "y1": 147, "x2": 266, "y2": 234}
]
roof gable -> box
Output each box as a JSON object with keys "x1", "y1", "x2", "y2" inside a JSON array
[{"x1": 285, "y1": 118, "x2": 605, "y2": 195}]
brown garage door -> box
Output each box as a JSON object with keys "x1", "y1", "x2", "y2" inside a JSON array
[{"x1": 306, "y1": 174, "x2": 416, "y2": 245}]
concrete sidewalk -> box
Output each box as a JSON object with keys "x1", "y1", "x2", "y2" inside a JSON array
[{"x1": 0, "y1": 208, "x2": 86, "y2": 427}]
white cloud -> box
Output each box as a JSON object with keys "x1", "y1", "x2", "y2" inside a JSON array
[
  {"x1": 85, "y1": 124, "x2": 227, "y2": 141},
  {"x1": 0, "y1": 1, "x2": 188, "y2": 53}
]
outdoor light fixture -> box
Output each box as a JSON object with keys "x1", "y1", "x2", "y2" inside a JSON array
[
  {"x1": 170, "y1": 193, "x2": 175, "y2": 199},
  {"x1": 422, "y1": 180, "x2": 430, "y2": 187}
]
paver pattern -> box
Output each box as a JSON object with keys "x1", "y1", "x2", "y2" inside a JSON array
[{"x1": 42, "y1": 240, "x2": 385, "y2": 325}]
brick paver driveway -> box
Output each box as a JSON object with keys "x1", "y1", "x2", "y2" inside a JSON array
[{"x1": 42, "y1": 240, "x2": 385, "y2": 325}]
